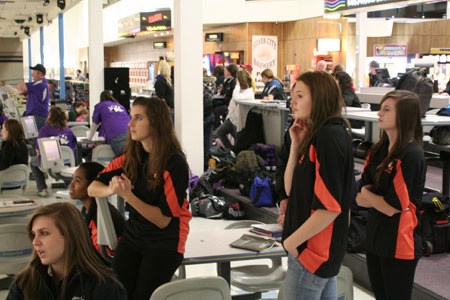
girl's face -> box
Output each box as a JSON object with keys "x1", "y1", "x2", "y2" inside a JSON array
[
  {"x1": 129, "y1": 105, "x2": 152, "y2": 144},
  {"x1": 1, "y1": 124, "x2": 8, "y2": 140},
  {"x1": 69, "y1": 168, "x2": 90, "y2": 201},
  {"x1": 291, "y1": 81, "x2": 312, "y2": 121},
  {"x1": 377, "y1": 97, "x2": 397, "y2": 132},
  {"x1": 31, "y1": 216, "x2": 66, "y2": 276}
]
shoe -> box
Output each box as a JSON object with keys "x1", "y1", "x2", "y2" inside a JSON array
[{"x1": 36, "y1": 190, "x2": 49, "y2": 197}]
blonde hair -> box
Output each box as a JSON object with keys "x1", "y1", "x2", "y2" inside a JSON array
[{"x1": 159, "y1": 61, "x2": 172, "y2": 85}]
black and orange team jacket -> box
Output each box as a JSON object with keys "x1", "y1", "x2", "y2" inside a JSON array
[
  {"x1": 283, "y1": 118, "x2": 354, "y2": 278},
  {"x1": 81, "y1": 199, "x2": 125, "y2": 255},
  {"x1": 359, "y1": 142, "x2": 426, "y2": 260},
  {"x1": 95, "y1": 152, "x2": 192, "y2": 254}
]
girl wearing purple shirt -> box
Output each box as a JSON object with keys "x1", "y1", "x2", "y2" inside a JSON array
[
  {"x1": 31, "y1": 107, "x2": 77, "y2": 197},
  {"x1": 88, "y1": 91, "x2": 130, "y2": 156}
]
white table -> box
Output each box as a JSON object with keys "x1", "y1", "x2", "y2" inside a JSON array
[
  {"x1": 183, "y1": 228, "x2": 286, "y2": 285},
  {"x1": 0, "y1": 198, "x2": 40, "y2": 219}
]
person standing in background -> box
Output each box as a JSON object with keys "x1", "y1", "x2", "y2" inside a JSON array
[
  {"x1": 155, "y1": 60, "x2": 174, "y2": 113},
  {"x1": 315, "y1": 60, "x2": 328, "y2": 72},
  {"x1": 16, "y1": 64, "x2": 50, "y2": 131},
  {"x1": 356, "y1": 90, "x2": 426, "y2": 300},
  {"x1": 369, "y1": 60, "x2": 380, "y2": 87}
]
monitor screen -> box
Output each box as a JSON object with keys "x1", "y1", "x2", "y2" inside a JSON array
[
  {"x1": 42, "y1": 139, "x2": 62, "y2": 161},
  {"x1": 20, "y1": 116, "x2": 38, "y2": 139}
]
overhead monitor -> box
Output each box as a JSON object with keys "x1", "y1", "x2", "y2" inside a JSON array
[
  {"x1": 37, "y1": 137, "x2": 65, "y2": 173},
  {"x1": 20, "y1": 116, "x2": 39, "y2": 139}
]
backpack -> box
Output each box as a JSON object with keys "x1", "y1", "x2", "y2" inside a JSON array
[
  {"x1": 395, "y1": 69, "x2": 433, "y2": 117},
  {"x1": 249, "y1": 176, "x2": 274, "y2": 207},
  {"x1": 429, "y1": 105, "x2": 450, "y2": 145}
]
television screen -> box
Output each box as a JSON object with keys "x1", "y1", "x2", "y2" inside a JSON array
[{"x1": 42, "y1": 139, "x2": 61, "y2": 161}]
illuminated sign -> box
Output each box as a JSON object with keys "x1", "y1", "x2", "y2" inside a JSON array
[
  {"x1": 324, "y1": 0, "x2": 408, "y2": 13},
  {"x1": 205, "y1": 32, "x2": 223, "y2": 42},
  {"x1": 374, "y1": 44, "x2": 407, "y2": 57},
  {"x1": 118, "y1": 9, "x2": 171, "y2": 37},
  {"x1": 153, "y1": 41, "x2": 167, "y2": 49},
  {"x1": 317, "y1": 38, "x2": 341, "y2": 52}
]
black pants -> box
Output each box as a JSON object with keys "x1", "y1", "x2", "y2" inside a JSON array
[
  {"x1": 112, "y1": 240, "x2": 183, "y2": 300},
  {"x1": 366, "y1": 251, "x2": 419, "y2": 300}
]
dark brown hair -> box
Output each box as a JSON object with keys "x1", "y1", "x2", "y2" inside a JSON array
[
  {"x1": 369, "y1": 90, "x2": 423, "y2": 186},
  {"x1": 100, "y1": 90, "x2": 118, "y2": 103},
  {"x1": 46, "y1": 106, "x2": 67, "y2": 130},
  {"x1": 3, "y1": 119, "x2": 25, "y2": 147},
  {"x1": 123, "y1": 97, "x2": 186, "y2": 187},
  {"x1": 295, "y1": 71, "x2": 350, "y2": 156},
  {"x1": 14, "y1": 202, "x2": 122, "y2": 299}
]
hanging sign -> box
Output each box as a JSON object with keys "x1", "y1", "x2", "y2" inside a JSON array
[
  {"x1": 374, "y1": 44, "x2": 407, "y2": 57},
  {"x1": 252, "y1": 35, "x2": 278, "y2": 91}
]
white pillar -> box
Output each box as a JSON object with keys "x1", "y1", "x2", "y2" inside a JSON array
[
  {"x1": 355, "y1": 12, "x2": 368, "y2": 89},
  {"x1": 174, "y1": 0, "x2": 204, "y2": 175},
  {"x1": 88, "y1": 0, "x2": 104, "y2": 120}
]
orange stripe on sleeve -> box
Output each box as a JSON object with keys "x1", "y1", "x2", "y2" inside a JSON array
[
  {"x1": 393, "y1": 160, "x2": 417, "y2": 259},
  {"x1": 310, "y1": 145, "x2": 342, "y2": 213},
  {"x1": 100, "y1": 155, "x2": 125, "y2": 173},
  {"x1": 163, "y1": 170, "x2": 181, "y2": 217}
]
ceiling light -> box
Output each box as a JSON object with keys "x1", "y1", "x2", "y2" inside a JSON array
[
  {"x1": 42, "y1": 0, "x2": 50, "y2": 6},
  {"x1": 36, "y1": 14, "x2": 43, "y2": 24},
  {"x1": 57, "y1": 0, "x2": 65, "y2": 10},
  {"x1": 15, "y1": 19, "x2": 26, "y2": 24}
]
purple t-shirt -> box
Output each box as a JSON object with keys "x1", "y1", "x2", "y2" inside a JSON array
[
  {"x1": 25, "y1": 78, "x2": 50, "y2": 117},
  {"x1": 92, "y1": 100, "x2": 130, "y2": 142},
  {"x1": 37, "y1": 124, "x2": 77, "y2": 151}
]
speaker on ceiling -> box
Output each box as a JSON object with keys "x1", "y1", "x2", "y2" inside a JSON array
[
  {"x1": 36, "y1": 14, "x2": 44, "y2": 25},
  {"x1": 57, "y1": 0, "x2": 66, "y2": 10},
  {"x1": 104, "y1": 67, "x2": 131, "y2": 111}
]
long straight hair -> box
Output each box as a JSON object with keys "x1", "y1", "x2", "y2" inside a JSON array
[
  {"x1": 123, "y1": 97, "x2": 185, "y2": 188},
  {"x1": 14, "y1": 202, "x2": 122, "y2": 299},
  {"x1": 3, "y1": 119, "x2": 26, "y2": 148},
  {"x1": 369, "y1": 90, "x2": 423, "y2": 186},
  {"x1": 296, "y1": 71, "x2": 350, "y2": 156}
]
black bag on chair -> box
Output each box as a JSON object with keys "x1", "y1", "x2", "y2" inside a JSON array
[{"x1": 347, "y1": 210, "x2": 368, "y2": 253}]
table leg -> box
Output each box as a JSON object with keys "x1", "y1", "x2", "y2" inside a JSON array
[{"x1": 217, "y1": 261, "x2": 231, "y2": 285}]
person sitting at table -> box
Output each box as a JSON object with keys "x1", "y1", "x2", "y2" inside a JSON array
[
  {"x1": 0, "y1": 119, "x2": 28, "y2": 171},
  {"x1": 69, "y1": 161, "x2": 124, "y2": 256},
  {"x1": 88, "y1": 97, "x2": 191, "y2": 300},
  {"x1": 356, "y1": 90, "x2": 426, "y2": 300},
  {"x1": 333, "y1": 71, "x2": 364, "y2": 129},
  {"x1": 88, "y1": 90, "x2": 130, "y2": 156},
  {"x1": 76, "y1": 108, "x2": 89, "y2": 123},
  {"x1": 31, "y1": 106, "x2": 77, "y2": 197},
  {"x1": 68, "y1": 101, "x2": 87, "y2": 122},
  {"x1": 261, "y1": 68, "x2": 285, "y2": 100},
  {"x1": 213, "y1": 69, "x2": 255, "y2": 149},
  {"x1": 6, "y1": 202, "x2": 127, "y2": 300}
]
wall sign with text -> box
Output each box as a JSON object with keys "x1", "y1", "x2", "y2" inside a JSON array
[
  {"x1": 252, "y1": 35, "x2": 278, "y2": 91},
  {"x1": 374, "y1": 44, "x2": 407, "y2": 57},
  {"x1": 324, "y1": 0, "x2": 407, "y2": 13}
]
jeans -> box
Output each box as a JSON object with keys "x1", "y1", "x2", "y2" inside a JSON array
[
  {"x1": 283, "y1": 255, "x2": 337, "y2": 300},
  {"x1": 109, "y1": 132, "x2": 127, "y2": 156},
  {"x1": 33, "y1": 114, "x2": 47, "y2": 131},
  {"x1": 30, "y1": 158, "x2": 47, "y2": 191},
  {"x1": 213, "y1": 118, "x2": 236, "y2": 150}
]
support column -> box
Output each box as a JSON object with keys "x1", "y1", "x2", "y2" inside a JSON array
[
  {"x1": 88, "y1": 0, "x2": 104, "y2": 120},
  {"x1": 40, "y1": 27, "x2": 44, "y2": 65},
  {"x1": 27, "y1": 39, "x2": 32, "y2": 82},
  {"x1": 58, "y1": 13, "x2": 66, "y2": 100},
  {"x1": 174, "y1": 0, "x2": 204, "y2": 175},
  {"x1": 355, "y1": 12, "x2": 368, "y2": 89}
]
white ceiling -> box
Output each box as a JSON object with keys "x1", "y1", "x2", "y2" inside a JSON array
[{"x1": 0, "y1": 0, "x2": 81, "y2": 38}]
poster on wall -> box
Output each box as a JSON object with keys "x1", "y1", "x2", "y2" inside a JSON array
[
  {"x1": 252, "y1": 35, "x2": 278, "y2": 91},
  {"x1": 374, "y1": 44, "x2": 407, "y2": 57}
]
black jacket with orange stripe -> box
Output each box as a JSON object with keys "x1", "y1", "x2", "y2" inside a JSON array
[
  {"x1": 95, "y1": 151, "x2": 192, "y2": 254},
  {"x1": 282, "y1": 118, "x2": 354, "y2": 278},
  {"x1": 359, "y1": 142, "x2": 426, "y2": 260}
]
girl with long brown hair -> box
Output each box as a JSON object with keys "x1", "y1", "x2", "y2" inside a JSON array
[
  {"x1": 356, "y1": 90, "x2": 426, "y2": 300},
  {"x1": 0, "y1": 119, "x2": 29, "y2": 171},
  {"x1": 282, "y1": 71, "x2": 354, "y2": 299},
  {"x1": 7, "y1": 202, "x2": 126, "y2": 300},
  {"x1": 88, "y1": 97, "x2": 191, "y2": 300}
]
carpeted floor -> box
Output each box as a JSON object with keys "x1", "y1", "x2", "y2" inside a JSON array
[{"x1": 415, "y1": 253, "x2": 450, "y2": 299}]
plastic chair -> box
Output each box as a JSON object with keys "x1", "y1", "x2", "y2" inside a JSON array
[
  {"x1": 60, "y1": 146, "x2": 76, "y2": 167},
  {"x1": 150, "y1": 276, "x2": 231, "y2": 300},
  {"x1": 70, "y1": 125, "x2": 90, "y2": 138},
  {"x1": 337, "y1": 266, "x2": 354, "y2": 300},
  {"x1": 0, "y1": 164, "x2": 29, "y2": 194},
  {"x1": 96, "y1": 197, "x2": 118, "y2": 263},
  {"x1": 92, "y1": 145, "x2": 115, "y2": 166},
  {"x1": 225, "y1": 220, "x2": 286, "y2": 294},
  {"x1": 0, "y1": 222, "x2": 32, "y2": 289}
]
